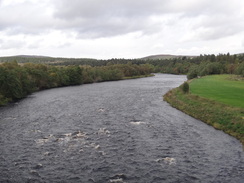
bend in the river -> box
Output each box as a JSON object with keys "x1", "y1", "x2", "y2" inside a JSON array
[{"x1": 0, "y1": 74, "x2": 243, "y2": 182}]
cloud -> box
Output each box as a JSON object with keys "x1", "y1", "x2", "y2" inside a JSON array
[
  {"x1": 0, "y1": 38, "x2": 25, "y2": 49},
  {"x1": 50, "y1": 0, "x2": 244, "y2": 41},
  {"x1": 1, "y1": 0, "x2": 244, "y2": 39},
  {"x1": 0, "y1": 0, "x2": 168, "y2": 38},
  {"x1": 53, "y1": 0, "x2": 164, "y2": 20},
  {"x1": 52, "y1": 0, "x2": 168, "y2": 38},
  {"x1": 0, "y1": 0, "x2": 244, "y2": 58},
  {"x1": 0, "y1": 0, "x2": 54, "y2": 34}
]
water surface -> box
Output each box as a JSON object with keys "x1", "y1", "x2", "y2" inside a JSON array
[{"x1": 0, "y1": 74, "x2": 243, "y2": 182}]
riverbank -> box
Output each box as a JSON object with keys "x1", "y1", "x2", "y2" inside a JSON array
[
  {"x1": 0, "y1": 74, "x2": 154, "y2": 107},
  {"x1": 164, "y1": 75, "x2": 244, "y2": 146},
  {"x1": 0, "y1": 62, "x2": 154, "y2": 107},
  {"x1": 122, "y1": 74, "x2": 154, "y2": 80}
]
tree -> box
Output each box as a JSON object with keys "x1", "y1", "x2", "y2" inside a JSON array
[
  {"x1": 187, "y1": 66, "x2": 198, "y2": 79},
  {"x1": 0, "y1": 67, "x2": 23, "y2": 99},
  {"x1": 65, "y1": 66, "x2": 83, "y2": 85},
  {"x1": 235, "y1": 62, "x2": 244, "y2": 77}
]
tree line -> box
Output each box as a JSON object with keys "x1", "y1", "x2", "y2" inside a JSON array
[
  {"x1": 0, "y1": 62, "x2": 153, "y2": 105},
  {"x1": 1, "y1": 53, "x2": 243, "y2": 77},
  {"x1": 0, "y1": 53, "x2": 244, "y2": 105},
  {"x1": 144, "y1": 53, "x2": 244, "y2": 78},
  {"x1": 185, "y1": 53, "x2": 244, "y2": 79}
]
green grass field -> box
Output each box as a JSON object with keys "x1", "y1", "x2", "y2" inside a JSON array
[
  {"x1": 190, "y1": 75, "x2": 244, "y2": 108},
  {"x1": 164, "y1": 74, "x2": 244, "y2": 146}
]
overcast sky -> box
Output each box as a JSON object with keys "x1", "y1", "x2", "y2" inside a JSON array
[{"x1": 0, "y1": 0, "x2": 244, "y2": 59}]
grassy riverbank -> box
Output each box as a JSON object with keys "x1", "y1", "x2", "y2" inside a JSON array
[{"x1": 164, "y1": 75, "x2": 244, "y2": 146}]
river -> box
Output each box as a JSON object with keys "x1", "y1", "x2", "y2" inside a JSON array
[{"x1": 0, "y1": 74, "x2": 243, "y2": 183}]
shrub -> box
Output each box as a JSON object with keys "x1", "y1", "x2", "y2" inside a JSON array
[
  {"x1": 181, "y1": 82, "x2": 189, "y2": 94},
  {"x1": 0, "y1": 93, "x2": 8, "y2": 105}
]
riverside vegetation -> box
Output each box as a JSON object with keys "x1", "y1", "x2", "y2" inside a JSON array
[
  {"x1": 1, "y1": 53, "x2": 244, "y2": 76},
  {"x1": 0, "y1": 61, "x2": 153, "y2": 105},
  {"x1": 164, "y1": 75, "x2": 244, "y2": 145},
  {"x1": 1, "y1": 53, "x2": 244, "y2": 145}
]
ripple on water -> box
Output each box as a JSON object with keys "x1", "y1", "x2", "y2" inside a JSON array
[
  {"x1": 130, "y1": 121, "x2": 146, "y2": 125},
  {"x1": 0, "y1": 74, "x2": 243, "y2": 183}
]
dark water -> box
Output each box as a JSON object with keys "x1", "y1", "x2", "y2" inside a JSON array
[{"x1": 0, "y1": 74, "x2": 243, "y2": 183}]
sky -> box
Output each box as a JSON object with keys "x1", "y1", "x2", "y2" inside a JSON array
[{"x1": 0, "y1": 0, "x2": 244, "y2": 59}]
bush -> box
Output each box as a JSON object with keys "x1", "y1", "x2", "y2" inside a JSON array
[
  {"x1": 0, "y1": 93, "x2": 9, "y2": 105},
  {"x1": 181, "y1": 82, "x2": 189, "y2": 94}
]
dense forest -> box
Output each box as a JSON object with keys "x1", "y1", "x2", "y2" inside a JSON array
[
  {"x1": 0, "y1": 53, "x2": 244, "y2": 105},
  {"x1": 1, "y1": 53, "x2": 243, "y2": 76},
  {"x1": 0, "y1": 62, "x2": 153, "y2": 105},
  {"x1": 145, "y1": 53, "x2": 244, "y2": 78}
]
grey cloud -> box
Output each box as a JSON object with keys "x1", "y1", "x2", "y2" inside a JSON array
[
  {"x1": 0, "y1": 0, "x2": 243, "y2": 41},
  {"x1": 167, "y1": 0, "x2": 244, "y2": 41},
  {"x1": 52, "y1": 0, "x2": 244, "y2": 39},
  {"x1": 0, "y1": 1, "x2": 54, "y2": 34},
  {"x1": 53, "y1": 0, "x2": 165, "y2": 19},
  {"x1": 52, "y1": 0, "x2": 167, "y2": 38},
  {"x1": 191, "y1": 11, "x2": 244, "y2": 41}
]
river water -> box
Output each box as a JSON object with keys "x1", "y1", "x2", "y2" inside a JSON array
[{"x1": 0, "y1": 74, "x2": 243, "y2": 183}]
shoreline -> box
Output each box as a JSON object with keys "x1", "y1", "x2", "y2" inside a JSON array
[
  {"x1": 0, "y1": 74, "x2": 154, "y2": 107},
  {"x1": 163, "y1": 84, "x2": 244, "y2": 147}
]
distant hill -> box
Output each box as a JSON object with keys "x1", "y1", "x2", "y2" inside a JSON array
[
  {"x1": 0, "y1": 55, "x2": 57, "y2": 64},
  {"x1": 14, "y1": 55, "x2": 52, "y2": 58},
  {"x1": 142, "y1": 54, "x2": 196, "y2": 60},
  {"x1": 0, "y1": 55, "x2": 100, "y2": 66}
]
